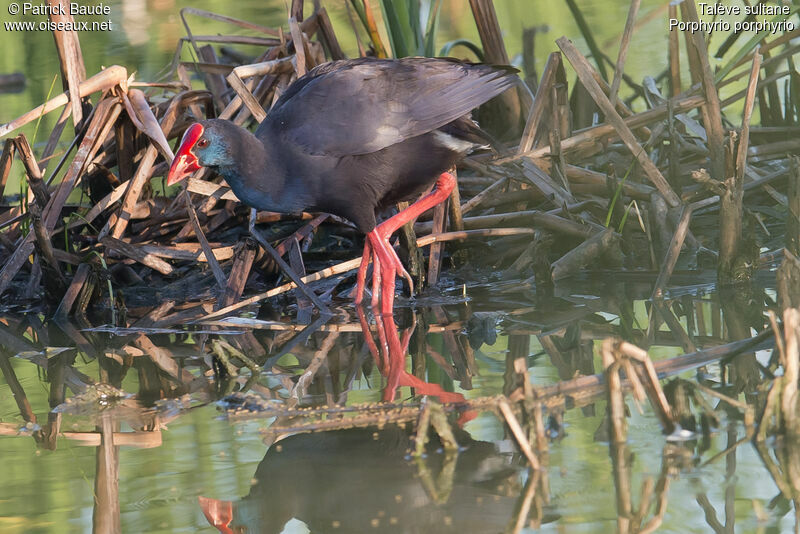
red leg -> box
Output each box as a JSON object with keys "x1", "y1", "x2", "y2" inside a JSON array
[
  {"x1": 355, "y1": 305, "x2": 387, "y2": 374},
  {"x1": 360, "y1": 301, "x2": 475, "y2": 411},
  {"x1": 399, "y1": 315, "x2": 416, "y2": 354},
  {"x1": 370, "y1": 245, "x2": 383, "y2": 310},
  {"x1": 380, "y1": 313, "x2": 406, "y2": 401},
  {"x1": 355, "y1": 173, "x2": 461, "y2": 404},
  {"x1": 355, "y1": 172, "x2": 456, "y2": 309},
  {"x1": 378, "y1": 173, "x2": 456, "y2": 237},
  {"x1": 354, "y1": 234, "x2": 391, "y2": 310},
  {"x1": 379, "y1": 312, "x2": 470, "y2": 406},
  {"x1": 368, "y1": 231, "x2": 399, "y2": 315},
  {"x1": 354, "y1": 240, "x2": 372, "y2": 305},
  {"x1": 357, "y1": 304, "x2": 402, "y2": 401}
]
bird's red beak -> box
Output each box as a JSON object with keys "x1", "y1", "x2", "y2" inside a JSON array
[{"x1": 167, "y1": 123, "x2": 204, "y2": 186}]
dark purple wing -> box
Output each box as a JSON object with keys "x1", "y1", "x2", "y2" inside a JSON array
[{"x1": 257, "y1": 57, "x2": 517, "y2": 157}]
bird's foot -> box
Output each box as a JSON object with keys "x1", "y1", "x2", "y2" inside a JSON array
[
  {"x1": 354, "y1": 172, "x2": 457, "y2": 308},
  {"x1": 374, "y1": 221, "x2": 414, "y2": 296},
  {"x1": 354, "y1": 228, "x2": 414, "y2": 310}
]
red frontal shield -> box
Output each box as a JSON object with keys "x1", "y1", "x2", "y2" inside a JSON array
[{"x1": 167, "y1": 123, "x2": 204, "y2": 186}]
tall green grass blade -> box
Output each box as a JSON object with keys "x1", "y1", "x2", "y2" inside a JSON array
[
  {"x1": 439, "y1": 39, "x2": 484, "y2": 60},
  {"x1": 357, "y1": 0, "x2": 446, "y2": 58},
  {"x1": 20, "y1": 74, "x2": 59, "y2": 238},
  {"x1": 373, "y1": 0, "x2": 446, "y2": 58},
  {"x1": 32, "y1": 75, "x2": 59, "y2": 146},
  {"x1": 408, "y1": 0, "x2": 421, "y2": 52},
  {"x1": 423, "y1": 0, "x2": 442, "y2": 57},
  {"x1": 714, "y1": 6, "x2": 799, "y2": 83},
  {"x1": 380, "y1": 0, "x2": 412, "y2": 57},
  {"x1": 604, "y1": 160, "x2": 635, "y2": 228},
  {"x1": 618, "y1": 200, "x2": 633, "y2": 233},
  {"x1": 349, "y1": 0, "x2": 389, "y2": 58},
  {"x1": 348, "y1": 0, "x2": 369, "y2": 30}
]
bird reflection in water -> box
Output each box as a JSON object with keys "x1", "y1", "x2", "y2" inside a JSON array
[{"x1": 199, "y1": 424, "x2": 522, "y2": 534}]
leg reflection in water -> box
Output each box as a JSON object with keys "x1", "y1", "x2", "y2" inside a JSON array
[{"x1": 355, "y1": 305, "x2": 468, "y2": 405}]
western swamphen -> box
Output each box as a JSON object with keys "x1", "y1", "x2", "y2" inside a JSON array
[{"x1": 167, "y1": 57, "x2": 517, "y2": 312}]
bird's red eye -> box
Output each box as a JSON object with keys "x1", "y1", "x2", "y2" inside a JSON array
[{"x1": 197, "y1": 138, "x2": 209, "y2": 148}]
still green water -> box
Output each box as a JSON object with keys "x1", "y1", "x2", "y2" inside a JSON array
[{"x1": 0, "y1": 274, "x2": 789, "y2": 533}]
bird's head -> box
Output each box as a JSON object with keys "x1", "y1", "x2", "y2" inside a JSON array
[{"x1": 167, "y1": 120, "x2": 235, "y2": 186}]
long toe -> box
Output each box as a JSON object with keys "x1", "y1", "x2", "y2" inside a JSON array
[
  {"x1": 377, "y1": 255, "x2": 399, "y2": 316},
  {"x1": 370, "y1": 253, "x2": 382, "y2": 310},
  {"x1": 382, "y1": 236, "x2": 414, "y2": 296},
  {"x1": 399, "y1": 266, "x2": 414, "y2": 296},
  {"x1": 354, "y1": 242, "x2": 373, "y2": 305}
]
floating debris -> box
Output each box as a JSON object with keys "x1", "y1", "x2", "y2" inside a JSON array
[{"x1": 52, "y1": 384, "x2": 133, "y2": 415}]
